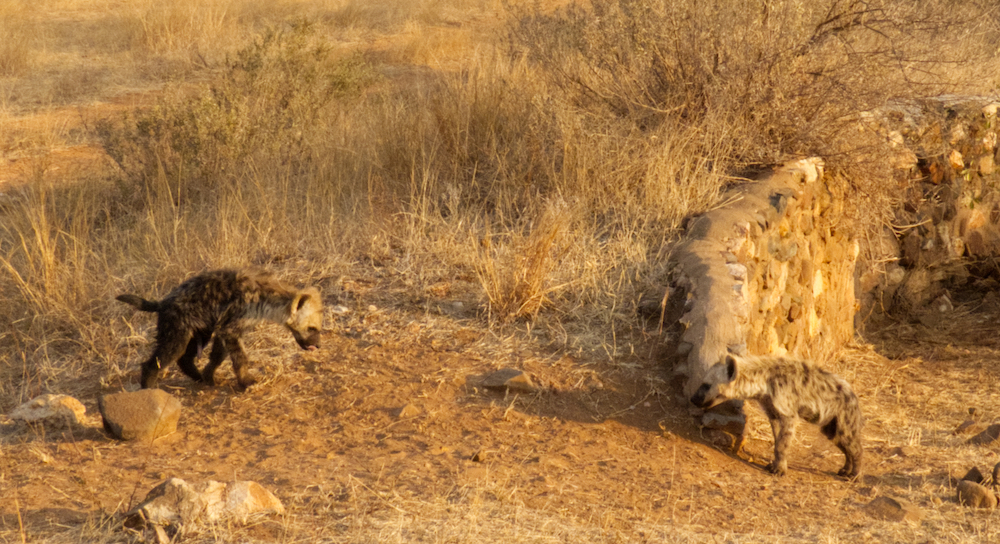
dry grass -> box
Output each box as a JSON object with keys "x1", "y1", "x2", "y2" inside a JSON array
[{"x1": 3, "y1": 0, "x2": 1000, "y2": 542}]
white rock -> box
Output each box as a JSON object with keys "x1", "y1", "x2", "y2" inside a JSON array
[
  {"x1": 10, "y1": 394, "x2": 87, "y2": 427},
  {"x1": 130, "y1": 477, "x2": 285, "y2": 531}
]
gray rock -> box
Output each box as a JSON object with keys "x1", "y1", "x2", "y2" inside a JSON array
[
  {"x1": 99, "y1": 389, "x2": 182, "y2": 441},
  {"x1": 962, "y1": 466, "x2": 985, "y2": 484},
  {"x1": 864, "y1": 496, "x2": 924, "y2": 522},
  {"x1": 128, "y1": 477, "x2": 284, "y2": 532},
  {"x1": 957, "y1": 480, "x2": 998, "y2": 509},
  {"x1": 9, "y1": 394, "x2": 87, "y2": 428},
  {"x1": 968, "y1": 424, "x2": 1000, "y2": 446}
]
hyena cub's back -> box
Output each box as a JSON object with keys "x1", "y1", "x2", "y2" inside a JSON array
[
  {"x1": 691, "y1": 354, "x2": 863, "y2": 478},
  {"x1": 117, "y1": 269, "x2": 323, "y2": 391}
]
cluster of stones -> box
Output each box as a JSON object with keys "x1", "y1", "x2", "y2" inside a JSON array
[
  {"x1": 7, "y1": 392, "x2": 284, "y2": 536},
  {"x1": 862, "y1": 100, "x2": 1000, "y2": 314},
  {"x1": 670, "y1": 158, "x2": 858, "y2": 445}
]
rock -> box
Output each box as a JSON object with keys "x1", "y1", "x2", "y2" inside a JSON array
[
  {"x1": 395, "y1": 403, "x2": 421, "y2": 418},
  {"x1": 700, "y1": 399, "x2": 747, "y2": 453},
  {"x1": 968, "y1": 424, "x2": 1000, "y2": 446},
  {"x1": 887, "y1": 446, "x2": 916, "y2": 458},
  {"x1": 979, "y1": 154, "x2": 995, "y2": 176},
  {"x1": 962, "y1": 466, "x2": 985, "y2": 484},
  {"x1": 99, "y1": 389, "x2": 182, "y2": 442},
  {"x1": 702, "y1": 428, "x2": 745, "y2": 453},
  {"x1": 471, "y1": 450, "x2": 490, "y2": 463},
  {"x1": 948, "y1": 149, "x2": 965, "y2": 170},
  {"x1": 956, "y1": 480, "x2": 998, "y2": 509},
  {"x1": 932, "y1": 294, "x2": 953, "y2": 313},
  {"x1": 128, "y1": 477, "x2": 284, "y2": 532},
  {"x1": 864, "y1": 496, "x2": 924, "y2": 522},
  {"x1": 994, "y1": 462, "x2": 1000, "y2": 488},
  {"x1": 480, "y1": 368, "x2": 537, "y2": 394},
  {"x1": 9, "y1": 394, "x2": 87, "y2": 428},
  {"x1": 954, "y1": 420, "x2": 979, "y2": 435}
]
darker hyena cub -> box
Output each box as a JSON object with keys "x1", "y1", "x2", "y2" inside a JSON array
[
  {"x1": 117, "y1": 269, "x2": 323, "y2": 391},
  {"x1": 690, "y1": 354, "x2": 863, "y2": 478}
]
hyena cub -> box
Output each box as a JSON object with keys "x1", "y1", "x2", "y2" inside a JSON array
[
  {"x1": 117, "y1": 269, "x2": 323, "y2": 391},
  {"x1": 690, "y1": 354, "x2": 863, "y2": 478}
]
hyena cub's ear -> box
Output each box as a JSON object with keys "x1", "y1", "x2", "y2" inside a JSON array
[{"x1": 724, "y1": 355, "x2": 738, "y2": 381}]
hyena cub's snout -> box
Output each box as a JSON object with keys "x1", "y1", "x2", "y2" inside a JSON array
[
  {"x1": 689, "y1": 356, "x2": 736, "y2": 409},
  {"x1": 689, "y1": 384, "x2": 714, "y2": 409}
]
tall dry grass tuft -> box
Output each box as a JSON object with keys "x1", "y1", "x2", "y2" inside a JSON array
[
  {"x1": 120, "y1": 0, "x2": 243, "y2": 56},
  {"x1": 0, "y1": 4, "x2": 34, "y2": 77},
  {"x1": 476, "y1": 198, "x2": 573, "y2": 323}
]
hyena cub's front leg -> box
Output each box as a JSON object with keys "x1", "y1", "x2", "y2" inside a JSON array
[
  {"x1": 221, "y1": 335, "x2": 257, "y2": 391},
  {"x1": 760, "y1": 397, "x2": 796, "y2": 476},
  {"x1": 200, "y1": 338, "x2": 229, "y2": 387},
  {"x1": 767, "y1": 414, "x2": 797, "y2": 476}
]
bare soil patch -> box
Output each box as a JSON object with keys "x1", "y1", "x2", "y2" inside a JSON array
[{"x1": 3, "y1": 275, "x2": 1000, "y2": 542}]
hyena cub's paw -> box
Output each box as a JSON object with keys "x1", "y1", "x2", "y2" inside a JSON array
[
  {"x1": 767, "y1": 462, "x2": 787, "y2": 476},
  {"x1": 837, "y1": 466, "x2": 859, "y2": 479},
  {"x1": 235, "y1": 376, "x2": 258, "y2": 392}
]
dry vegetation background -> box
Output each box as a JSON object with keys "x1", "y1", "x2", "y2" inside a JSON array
[{"x1": 3, "y1": 0, "x2": 1000, "y2": 542}]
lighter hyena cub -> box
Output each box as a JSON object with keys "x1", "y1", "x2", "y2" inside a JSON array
[
  {"x1": 117, "y1": 269, "x2": 323, "y2": 391},
  {"x1": 690, "y1": 354, "x2": 863, "y2": 478}
]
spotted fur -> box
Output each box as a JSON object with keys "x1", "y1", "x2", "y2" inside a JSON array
[
  {"x1": 118, "y1": 269, "x2": 323, "y2": 391},
  {"x1": 690, "y1": 354, "x2": 863, "y2": 478}
]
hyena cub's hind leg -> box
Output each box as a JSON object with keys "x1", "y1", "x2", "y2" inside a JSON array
[
  {"x1": 140, "y1": 330, "x2": 198, "y2": 389},
  {"x1": 201, "y1": 334, "x2": 256, "y2": 391},
  {"x1": 821, "y1": 416, "x2": 863, "y2": 478}
]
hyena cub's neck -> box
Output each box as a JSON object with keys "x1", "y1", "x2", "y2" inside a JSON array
[
  {"x1": 241, "y1": 281, "x2": 300, "y2": 324},
  {"x1": 727, "y1": 355, "x2": 780, "y2": 398}
]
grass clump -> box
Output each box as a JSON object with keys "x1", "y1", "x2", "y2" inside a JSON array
[{"x1": 98, "y1": 22, "x2": 378, "y2": 211}]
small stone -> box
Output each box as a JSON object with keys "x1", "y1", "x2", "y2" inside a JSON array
[
  {"x1": 968, "y1": 424, "x2": 1000, "y2": 446},
  {"x1": 9, "y1": 394, "x2": 87, "y2": 428},
  {"x1": 993, "y1": 462, "x2": 1000, "y2": 487},
  {"x1": 480, "y1": 368, "x2": 537, "y2": 394},
  {"x1": 395, "y1": 404, "x2": 421, "y2": 418},
  {"x1": 99, "y1": 389, "x2": 182, "y2": 442},
  {"x1": 864, "y1": 496, "x2": 924, "y2": 522},
  {"x1": 932, "y1": 294, "x2": 954, "y2": 313},
  {"x1": 331, "y1": 305, "x2": 350, "y2": 315},
  {"x1": 979, "y1": 154, "x2": 995, "y2": 176},
  {"x1": 954, "y1": 420, "x2": 978, "y2": 434},
  {"x1": 957, "y1": 480, "x2": 998, "y2": 509},
  {"x1": 949, "y1": 149, "x2": 965, "y2": 170},
  {"x1": 471, "y1": 450, "x2": 489, "y2": 463},
  {"x1": 888, "y1": 446, "x2": 916, "y2": 458}
]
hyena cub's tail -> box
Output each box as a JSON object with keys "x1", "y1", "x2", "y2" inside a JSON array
[{"x1": 116, "y1": 294, "x2": 161, "y2": 312}]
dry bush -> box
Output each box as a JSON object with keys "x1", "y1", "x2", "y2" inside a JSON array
[{"x1": 508, "y1": 0, "x2": 1000, "y2": 226}]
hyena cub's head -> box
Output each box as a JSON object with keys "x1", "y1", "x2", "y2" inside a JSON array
[
  {"x1": 689, "y1": 355, "x2": 738, "y2": 409},
  {"x1": 286, "y1": 286, "x2": 324, "y2": 350}
]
